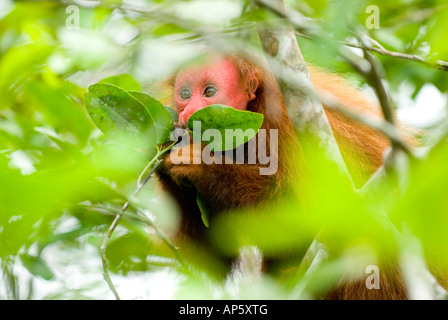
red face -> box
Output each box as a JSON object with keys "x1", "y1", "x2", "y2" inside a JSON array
[{"x1": 174, "y1": 57, "x2": 253, "y2": 126}]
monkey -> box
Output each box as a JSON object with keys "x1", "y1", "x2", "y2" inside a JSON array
[
  {"x1": 154, "y1": 52, "x2": 439, "y2": 299},
  {"x1": 157, "y1": 53, "x2": 305, "y2": 242}
]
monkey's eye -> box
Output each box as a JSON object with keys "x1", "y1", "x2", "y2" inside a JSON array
[
  {"x1": 203, "y1": 86, "x2": 217, "y2": 98},
  {"x1": 180, "y1": 88, "x2": 192, "y2": 100}
]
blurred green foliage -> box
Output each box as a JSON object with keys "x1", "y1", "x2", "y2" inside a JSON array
[{"x1": 0, "y1": 0, "x2": 447, "y2": 300}]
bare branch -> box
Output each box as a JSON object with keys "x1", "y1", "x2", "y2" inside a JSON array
[{"x1": 340, "y1": 33, "x2": 448, "y2": 72}]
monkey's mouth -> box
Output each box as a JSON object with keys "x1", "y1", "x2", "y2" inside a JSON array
[
  {"x1": 172, "y1": 122, "x2": 193, "y2": 145},
  {"x1": 175, "y1": 122, "x2": 188, "y2": 130}
]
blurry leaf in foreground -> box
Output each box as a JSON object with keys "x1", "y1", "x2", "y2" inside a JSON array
[
  {"x1": 20, "y1": 254, "x2": 54, "y2": 281},
  {"x1": 210, "y1": 200, "x2": 316, "y2": 258},
  {"x1": 25, "y1": 78, "x2": 92, "y2": 146},
  {"x1": 426, "y1": 6, "x2": 448, "y2": 61},
  {"x1": 89, "y1": 143, "x2": 148, "y2": 184},
  {"x1": 392, "y1": 143, "x2": 448, "y2": 264},
  {"x1": 58, "y1": 28, "x2": 116, "y2": 70},
  {"x1": 0, "y1": 44, "x2": 52, "y2": 100},
  {"x1": 106, "y1": 232, "x2": 154, "y2": 275},
  {"x1": 34, "y1": 127, "x2": 85, "y2": 160},
  {"x1": 0, "y1": 153, "x2": 97, "y2": 257}
]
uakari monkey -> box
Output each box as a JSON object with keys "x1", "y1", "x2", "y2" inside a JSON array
[
  {"x1": 158, "y1": 53, "x2": 307, "y2": 240},
  {"x1": 155, "y1": 52, "x2": 430, "y2": 299}
]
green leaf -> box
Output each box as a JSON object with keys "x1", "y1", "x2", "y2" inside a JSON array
[
  {"x1": 25, "y1": 79, "x2": 92, "y2": 146},
  {"x1": 196, "y1": 192, "x2": 210, "y2": 228},
  {"x1": 34, "y1": 127, "x2": 84, "y2": 160},
  {"x1": 128, "y1": 91, "x2": 174, "y2": 145},
  {"x1": 106, "y1": 232, "x2": 153, "y2": 274},
  {"x1": 187, "y1": 104, "x2": 264, "y2": 152},
  {"x1": 152, "y1": 23, "x2": 189, "y2": 36},
  {"x1": 84, "y1": 83, "x2": 157, "y2": 148},
  {"x1": 20, "y1": 254, "x2": 54, "y2": 281}
]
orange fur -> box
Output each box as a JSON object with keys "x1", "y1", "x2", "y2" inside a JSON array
[{"x1": 308, "y1": 66, "x2": 390, "y2": 185}]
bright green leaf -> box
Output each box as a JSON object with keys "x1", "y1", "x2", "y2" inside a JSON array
[
  {"x1": 128, "y1": 91, "x2": 174, "y2": 145},
  {"x1": 164, "y1": 105, "x2": 179, "y2": 123},
  {"x1": 84, "y1": 83, "x2": 157, "y2": 148},
  {"x1": 196, "y1": 192, "x2": 210, "y2": 228},
  {"x1": 187, "y1": 104, "x2": 264, "y2": 152},
  {"x1": 20, "y1": 254, "x2": 54, "y2": 281}
]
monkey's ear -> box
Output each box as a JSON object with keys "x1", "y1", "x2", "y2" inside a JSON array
[{"x1": 247, "y1": 75, "x2": 259, "y2": 101}]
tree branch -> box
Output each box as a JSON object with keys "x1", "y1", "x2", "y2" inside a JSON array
[{"x1": 342, "y1": 39, "x2": 448, "y2": 72}]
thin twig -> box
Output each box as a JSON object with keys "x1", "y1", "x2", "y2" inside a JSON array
[
  {"x1": 338, "y1": 39, "x2": 406, "y2": 158},
  {"x1": 290, "y1": 19, "x2": 448, "y2": 71},
  {"x1": 340, "y1": 33, "x2": 448, "y2": 72},
  {"x1": 90, "y1": 205, "x2": 183, "y2": 265},
  {"x1": 100, "y1": 141, "x2": 176, "y2": 300},
  {"x1": 99, "y1": 214, "x2": 122, "y2": 299}
]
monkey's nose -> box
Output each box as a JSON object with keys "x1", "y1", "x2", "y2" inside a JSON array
[
  {"x1": 179, "y1": 99, "x2": 207, "y2": 126},
  {"x1": 174, "y1": 123, "x2": 184, "y2": 130},
  {"x1": 178, "y1": 108, "x2": 193, "y2": 127},
  {"x1": 177, "y1": 114, "x2": 188, "y2": 127}
]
